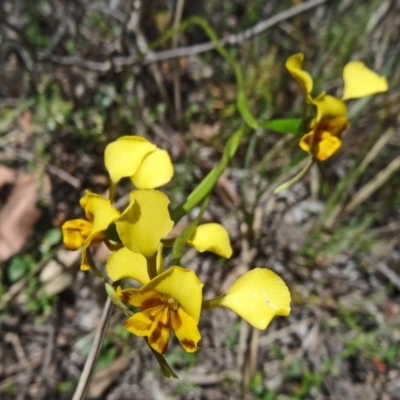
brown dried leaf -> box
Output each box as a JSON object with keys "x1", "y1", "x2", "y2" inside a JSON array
[
  {"x1": 0, "y1": 167, "x2": 51, "y2": 262},
  {"x1": 0, "y1": 165, "x2": 17, "y2": 186}
]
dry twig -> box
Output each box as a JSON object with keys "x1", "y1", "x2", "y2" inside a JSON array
[
  {"x1": 38, "y1": 0, "x2": 328, "y2": 71},
  {"x1": 72, "y1": 297, "x2": 113, "y2": 400}
]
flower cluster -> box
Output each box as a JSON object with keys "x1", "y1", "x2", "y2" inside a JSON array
[
  {"x1": 61, "y1": 135, "x2": 291, "y2": 373},
  {"x1": 286, "y1": 53, "x2": 388, "y2": 161}
]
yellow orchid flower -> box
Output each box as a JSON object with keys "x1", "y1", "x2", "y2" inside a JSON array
[
  {"x1": 187, "y1": 223, "x2": 233, "y2": 258},
  {"x1": 62, "y1": 191, "x2": 120, "y2": 270},
  {"x1": 300, "y1": 95, "x2": 350, "y2": 161},
  {"x1": 117, "y1": 266, "x2": 203, "y2": 354},
  {"x1": 104, "y1": 136, "x2": 174, "y2": 198},
  {"x1": 286, "y1": 53, "x2": 388, "y2": 161},
  {"x1": 204, "y1": 268, "x2": 291, "y2": 329}
]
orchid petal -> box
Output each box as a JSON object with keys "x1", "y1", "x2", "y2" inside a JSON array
[
  {"x1": 124, "y1": 307, "x2": 159, "y2": 337},
  {"x1": 299, "y1": 131, "x2": 314, "y2": 156},
  {"x1": 285, "y1": 53, "x2": 313, "y2": 101},
  {"x1": 116, "y1": 286, "x2": 161, "y2": 308},
  {"x1": 106, "y1": 247, "x2": 149, "y2": 283},
  {"x1": 104, "y1": 136, "x2": 156, "y2": 188},
  {"x1": 171, "y1": 307, "x2": 201, "y2": 353},
  {"x1": 220, "y1": 268, "x2": 291, "y2": 329},
  {"x1": 187, "y1": 223, "x2": 233, "y2": 258},
  {"x1": 148, "y1": 306, "x2": 171, "y2": 354},
  {"x1": 342, "y1": 61, "x2": 388, "y2": 100},
  {"x1": 87, "y1": 191, "x2": 121, "y2": 238},
  {"x1": 314, "y1": 131, "x2": 341, "y2": 161},
  {"x1": 313, "y1": 95, "x2": 349, "y2": 132},
  {"x1": 116, "y1": 190, "x2": 174, "y2": 258},
  {"x1": 132, "y1": 148, "x2": 174, "y2": 189}
]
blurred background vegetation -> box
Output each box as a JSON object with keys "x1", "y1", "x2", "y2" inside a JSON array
[{"x1": 1, "y1": 0, "x2": 400, "y2": 399}]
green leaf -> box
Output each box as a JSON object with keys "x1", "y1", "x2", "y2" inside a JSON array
[
  {"x1": 171, "y1": 196, "x2": 209, "y2": 265},
  {"x1": 8, "y1": 255, "x2": 35, "y2": 283},
  {"x1": 273, "y1": 158, "x2": 314, "y2": 194},
  {"x1": 40, "y1": 228, "x2": 62, "y2": 255},
  {"x1": 260, "y1": 119, "x2": 302, "y2": 134},
  {"x1": 147, "y1": 340, "x2": 179, "y2": 379},
  {"x1": 237, "y1": 91, "x2": 258, "y2": 129}
]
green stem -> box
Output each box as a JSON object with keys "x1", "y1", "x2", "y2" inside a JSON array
[
  {"x1": 146, "y1": 339, "x2": 178, "y2": 378},
  {"x1": 171, "y1": 125, "x2": 245, "y2": 223},
  {"x1": 86, "y1": 248, "x2": 106, "y2": 281},
  {"x1": 171, "y1": 195, "x2": 210, "y2": 265},
  {"x1": 272, "y1": 157, "x2": 314, "y2": 194},
  {"x1": 147, "y1": 253, "x2": 158, "y2": 280},
  {"x1": 105, "y1": 283, "x2": 133, "y2": 317},
  {"x1": 202, "y1": 294, "x2": 226, "y2": 310}
]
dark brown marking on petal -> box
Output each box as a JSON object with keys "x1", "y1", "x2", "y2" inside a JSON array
[
  {"x1": 148, "y1": 305, "x2": 164, "y2": 318},
  {"x1": 141, "y1": 298, "x2": 162, "y2": 309},
  {"x1": 181, "y1": 338, "x2": 196, "y2": 351},
  {"x1": 170, "y1": 310, "x2": 182, "y2": 330},
  {"x1": 118, "y1": 291, "x2": 131, "y2": 303},
  {"x1": 149, "y1": 325, "x2": 169, "y2": 354},
  {"x1": 159, "y1": 321, "x2": 169, "y2": 329}
]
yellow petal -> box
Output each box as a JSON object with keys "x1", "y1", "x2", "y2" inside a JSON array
[
  {"x1": 171, "y1": 307, "x2": 201, "y2": 352},
  {"x1": 79, "y1": 191, "x2": 94, "y2": 221},
  {"x1": 285, "y1": 53, "x2": 313, "y2": 101},
  {"x1": 342, "y1": 61, "x2": 388, "y2": 100},
  {"x1": 124, "y1": 307, "x2": 159, "y2": 337},
  {"x1": 299, "y1": 131, "x2": 314, "y2": 155},
  {"x1": 143, "y1": 266, "x2": 203, "y2": 322},
  {"x1": 106, "y1": 247, "x2": 148, "y2": 283},
  {"x1": 88, "y1": 192, "x2": 121, "y2": 238},
  {"x1": 80, "y1": 249, "x2": 91, "y2": 271},
  {"x1": 104, "y1": 136, "x2": 156, "y2": 188},
  {"x1": 314, "y1": 131, "x2": 341, "y2": 161},
  {"x1": 313, "y1": 95, "x2": 348, "y2": 130},
  {"x1": 187, "y1": 223, "x2": 233, "y2": 258},
  {"x1": 62, "y1": 219, "x2": 92, "y2": 250},
  {"x1": 117, "y1": 286, "x2": 162, "y2": 308},
  {"x1": 220, "y1": 268, "x2": 291, "y2": 329},
  {"x1": 116, "y1": 190, "x2": 174, "y2": 258},
  {"x1": 132, "y1": 149, "x2": 174, "y2": 189},
  {"x1": 148, "y1": 306, "x2": 171, "y2": 354},
  {"x1": 124, "y1": 305, "x2": 171, "y2": 354}
]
